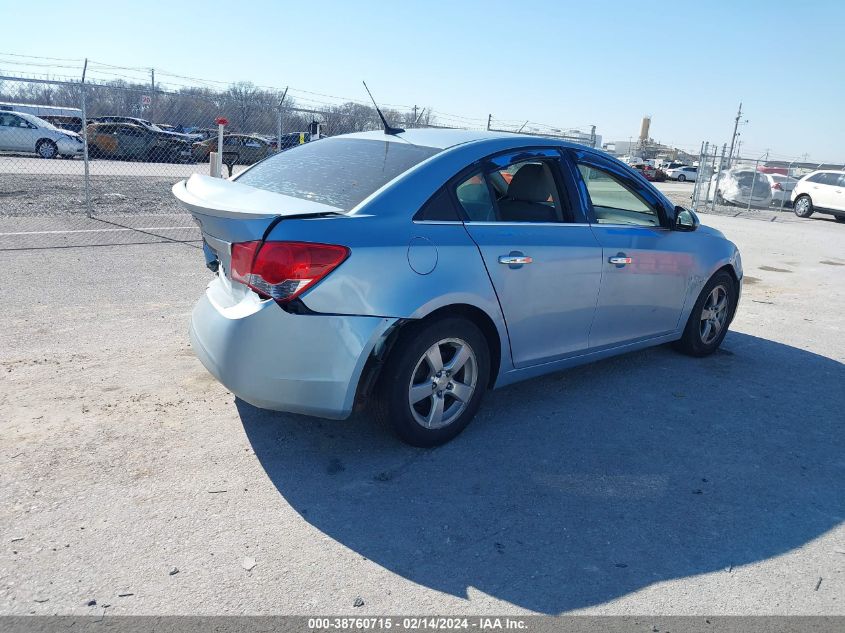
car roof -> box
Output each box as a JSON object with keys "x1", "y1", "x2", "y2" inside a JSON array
[{"x1": 341, "y1": 127, "x2": 588, "y2": 151}]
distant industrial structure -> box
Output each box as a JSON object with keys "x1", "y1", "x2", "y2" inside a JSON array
[{"x1": 602, "y1": 115, "x2": 696, "y2": 164}]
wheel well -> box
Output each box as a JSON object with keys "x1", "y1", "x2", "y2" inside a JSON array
[
  {"x1": 354, "y1": 303, "x2": 503, "y2": 410},
  {"x1": 715, "y1": 264, "x2": 741, "y2": 321}
]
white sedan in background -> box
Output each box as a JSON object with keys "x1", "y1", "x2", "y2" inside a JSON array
[
  {"x1": 0, "y1": 110, "x2": 84, "y2": 158},
  {"x1": 666, "y1": 166, "x2": 698, "y2": 182},
  {"x1": 761, "y1": 173, "x2": 798, "y2": 207}
]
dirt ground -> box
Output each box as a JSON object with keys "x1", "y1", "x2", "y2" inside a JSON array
[{"x1": 0, "y1": 207, "x2": 843, "y2": 615}]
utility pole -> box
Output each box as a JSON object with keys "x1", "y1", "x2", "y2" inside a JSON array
[
  {"x1": 727, "y1": 101, "x2": 742, "y2": 168},
  {"x1": 590, "y1": 125, "x2": 596, "y2": 148},
  {"x1": 486, "y1": 113, "x2": 492, "y2": 131},
  {"x1": 413, "y1": 105, "x2": 417, "y2": 127},
  {"x1": 150, "y1": 68, "x2": 155, "y2": 122}
]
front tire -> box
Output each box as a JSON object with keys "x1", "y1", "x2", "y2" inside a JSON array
[
  {"x1": 374, "y1": 317, "x2": 490, "y2": 447},
  {"x1": 36, "y1": 139, "x2": 58, "y2": 159},
  {"x1": 677, "y1": 174, "x2": 686, "y2": 182},
  {"x1": 793, "y1": 195, "x2": 814, "y2": 218},
  {"x1": 673, "y1": 271, "x2": 736, "y2": 357}
]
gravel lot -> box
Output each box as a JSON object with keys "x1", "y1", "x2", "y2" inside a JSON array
[{"x1": 0, "y1": 174, "x2": 843, "y2": 615}]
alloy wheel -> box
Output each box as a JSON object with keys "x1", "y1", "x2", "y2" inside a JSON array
[
  {"x1": 408, "y1": 338, "x2": 477, "y2": 429},
  {"x1": 700, "y1": 285, "x2": 728, "y2": 345}
]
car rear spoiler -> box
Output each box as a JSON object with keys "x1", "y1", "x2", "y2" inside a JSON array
[{"x1": 172, "y1": 173, "x2": 343, "y2": 220}]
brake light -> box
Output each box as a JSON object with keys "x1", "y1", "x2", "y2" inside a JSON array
[
  {"x1": 230, "y1": 241, "x2": 349, "y2": 303},
  {"x1": 772, "y1": 182, "x2": 783, "y2": 190}
]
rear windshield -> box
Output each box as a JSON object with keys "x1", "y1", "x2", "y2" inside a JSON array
[{"x1": 234, "y1": 137, "x2": 441, "y2": 211}]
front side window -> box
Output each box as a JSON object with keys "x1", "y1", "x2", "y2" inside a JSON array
[
  {"x1": 577, "y1": 164, "x2": 660, "y2": 226},
  {"x1": 235, "y1": 137, "x2": 440, "y2": 211},
  {"x1": 454, "y1": 158, "x2": 567, "y2": 223}
]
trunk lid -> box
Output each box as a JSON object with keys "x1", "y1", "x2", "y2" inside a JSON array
[{"x1": 172, "y1": 173, "x2": 343, "y2": 289}]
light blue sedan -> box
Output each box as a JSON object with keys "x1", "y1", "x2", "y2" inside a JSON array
[{"x1": 174, "y1": 129, "x2": 742, "y2": 446}]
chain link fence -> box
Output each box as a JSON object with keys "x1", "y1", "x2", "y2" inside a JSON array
[{"x1": 0, "y1": 76, "x2": 374, "y2": 219}]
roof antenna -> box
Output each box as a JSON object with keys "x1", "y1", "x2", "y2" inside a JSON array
[{"x1": 362, "y1": 81, "x2": 405, "y2": 135}]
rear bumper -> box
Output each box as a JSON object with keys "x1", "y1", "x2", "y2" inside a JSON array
[{"x1": 189, "y1": 283, "x2": 396, "y2": 419}]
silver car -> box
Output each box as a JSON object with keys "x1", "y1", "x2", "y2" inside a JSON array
[
  {"x1": 0, "y1": 110, "x2": 84, "y2": 158},
  {"x1": 175, "y1": 129, "x2": 743, "y2": 446}
]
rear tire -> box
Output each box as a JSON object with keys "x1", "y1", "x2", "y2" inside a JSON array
[
  {"x1": 834, "y1": 215, "x2": 845, "y2": 223},
  {"x1": 677, "y1": 174, "x2": 686, "y2": 182},
  {"x1": 373, "y1": 317, "x2": 490, "y2": 447},
  {"x1": 793, "y1": 195, "x2": 814, "y2": 218},
  {"x1": 672, "y1": 271, "x2": 736, "y2": 357}
]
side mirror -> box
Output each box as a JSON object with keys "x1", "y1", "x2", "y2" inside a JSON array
[{"x1": 674, "y1": 206, "x2": 699, "y2": 231}]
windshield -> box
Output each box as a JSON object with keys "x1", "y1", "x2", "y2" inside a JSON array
[
  {"x1": 234, "y1": 138, "x2": 441, "y2": 211},
  {"x1": 19, "y1": 112, "x2": 61, "y2": 131}
]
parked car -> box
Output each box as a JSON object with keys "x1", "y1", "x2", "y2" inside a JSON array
[
  {"x1": 708, "y1": 168, "x2": 772, "y2": 207},
  {"x1": 0, "y1": 110, "x2": 84, "y2": 158},
  {"x1": 661, "y1": 161, "x2": 688, "y2": 171},
  {"x1": 174, "y1": 129, "x2": 743, "y2": 446},
  {"x1": 791, "y1": 170, "x2": 845, "y2": 222},
  {"x1": 185, "y1": 128, "x2": 218, "y2": 142},
  {"x1": 666, "y1": 166, "x2": 698, "y2": 182},
  {"x1": 86, "y1": 122, "x2": 192, "y2": 162},
  {"x1": 90, "y1": 116, "x2": 192, "y2": 143},
  {"x1": 192, "y1": 134, "x2": 274, "y2": 165},
  {"x1": 762, "y1": 173, "x2": 798, "y2": 208},
  {"x1": 633, "y1": 164, "x2": 666, "y2": 182}
]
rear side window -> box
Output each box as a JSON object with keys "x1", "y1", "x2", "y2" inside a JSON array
[
  {"x1": 415, "y1": 187, "x2": 460, "y2": 221},
  {"x1": 235, "y1": 138, "x2": 441, "y2": 211}
]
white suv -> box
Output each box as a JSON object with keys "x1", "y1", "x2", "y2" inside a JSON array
[{"x1": 791, "y1": 170, "x2": 845, "y2": 222}]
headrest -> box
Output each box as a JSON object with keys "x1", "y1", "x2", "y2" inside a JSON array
[{"x1": 508, "y1": 163, "x2": 551, "y2": 202}]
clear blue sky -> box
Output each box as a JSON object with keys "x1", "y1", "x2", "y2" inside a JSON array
[{"x1": 1, "y1": 0, "x2": 842, "y2": 160}]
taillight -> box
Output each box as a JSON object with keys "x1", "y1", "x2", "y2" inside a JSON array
[
  {"x1": 772, "y1": 182, "x2": 783, "y2": 190},
  {"x1": 230, "y1": 241, "x2": 349, "y2": 303}
]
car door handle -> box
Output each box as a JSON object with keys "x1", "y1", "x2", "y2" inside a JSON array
[
  {"x1": 499, "y1": 255, "x2": 533, "y2": 265},
  {"x1": 608, "y1": 255, "x2": 632, "y2": 265}
]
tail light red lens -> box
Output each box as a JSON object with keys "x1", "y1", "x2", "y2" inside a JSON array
[
  {"x1": 772, "y1": 182, "x2": 783, "y2": 190},
  {"x1": 230, "y1": 241, "x2": 349, "y2": 303}
]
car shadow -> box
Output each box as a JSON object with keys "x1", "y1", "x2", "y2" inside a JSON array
[{"x1": 236, "y1": 331, "x2": 844, "y2": 613}]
